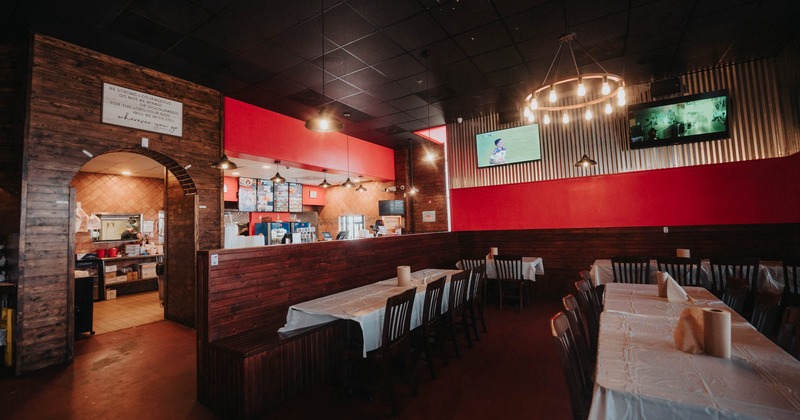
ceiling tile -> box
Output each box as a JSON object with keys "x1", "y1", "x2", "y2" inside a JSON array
[
  {"x1": 307, "y1": 3, "x2": 377, "y2": 46},
  {"x1": 429, "y1": 0, "x2": 499, "y2": 35},
  {"x1": 287, "y1": 88, "x2": 330, "y2": 108},
  {"x1": 492, "y1": 0, "x2": 551, "y2": 17},
  {"x1": 342, "y1": 67, "x2": 392, "y2": 91},
  {"x1": 347, "y1": 0, "x2": 426, "y2": 28},
  {"x1": 109, "y1": 10, "x2": 185, "y2": 51},
  {"x1": 311, "y1": 48, "x2": 368, "y2": 77},
  {"x1": 504, "y1": 2, "x2": 566, "y2": 43},
  {"x1": 170, "y1": 37, "x2": 231, "y2": 72},
  {"x1": 359, "y1": 102, "x2": 400, "y2": 117},
  {"x1": 272, "y1": 23, "x2": 337, "y2": 61},
  {"x1": 565, "y1": 0, "x2": 629, "y2": 26},
  {"x1": 366, "y1": 82, "x2": 411, "y2": 101},
  {"x1": 388, "y1": 94, "x2": 427, "y2": 110},
  {"x1": 373, "y1": 54, "x2": 426, "y2": 80},
  {"x1": 471, "y1": 46, "x2": 525, "y2": 74},
  {"x1": 128, "y1": 0, "x2": 212, "y2": 34},
  {"x1": 381, "y1": 112, "x2": 415, "y2": 125},
  {"x1": 454, "y1": 21, "x2": 514, "y2": 57},
  {"x1": 243, "y1": 39, "x2": 305, "y2": 74},
  {"x1": 255, "y1": 74, "x2": 306, "y2": 97},
  {"x1": 281, "y1": 61, "x2": 327, "y2": 87},
  {"x1": 383, "y1": 13, "x2": 449, "y2": 51},
  {"x1": 315, "y1": 79, "x2": 361, "y2": 100},
  {"x1": 338, "y1": 92, "x2": 375, "y2": 110},
  {"x1": 343, "y1": 32, "x2": 404, "y2": 65},
  {"x1": 412, "y1": 38, "x2": 467, "y2": 69}
]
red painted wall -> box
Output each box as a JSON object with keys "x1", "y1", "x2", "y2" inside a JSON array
[
  {"x1": 223, "y1": 176, "x2": 238, "y2": 202},
  {"x1": 451, "y1": 153, "x2": 800, "y2": 231},
  {"x1": 303, "y1": 185, "x2": 326, "y2": 206},
  {"x1": 223, "y1": 98, "x2": 395, "y2": 181}
]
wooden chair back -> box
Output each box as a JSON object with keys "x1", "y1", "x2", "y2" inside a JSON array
[
  {"x1": 421, "y1": 276, "x2": 446, "y2": 328},
  {"x1": 709, "y1": 257, "x2": 760, "y2": 295},
  {"x1": 777, "y1": 306, "x2": 800, "y2": 360},
  {"x1": 448, "y1": 270, "x2": 470, "y2": 313},
  {"x1": 657, "y1": 257, "x2": 702, "y2": 287},
  {"x1": 783, "y1": 260, "x2": 800, "y2": 306},
  {"x1": 722, "y1": 276, "x2": 749, "y2": 314},
  {"x1": 751, "y1": 291, "x2": 781, "y2": 336},
  {"x1": 380, "y1": 287, "x2": 417, "y2": 357},
  {"x1": 550, "y1": 312, "x2": 591, "y2": 420},
  {"x1": 574, "y1": 280, "x2": 600, "y2": 352},
  {"x1": 494, "y1": 255, "x2": 523, "y2": 280},
  {"x1": 468, "y1": 263, "x2": 487, "y2": 302},
  {"x1": 611, "y1": 256, "x2": 651, "y2": 284},
  {"x1": 562, "y1": 294, "x2": 596, "y2": 369},
  {"x1": 460, "y1": 258, "x2": 485, "y2": 271}
]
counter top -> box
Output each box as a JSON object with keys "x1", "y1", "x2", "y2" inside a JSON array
[{"x1": 100, "y1": 254, "x2": 163, "y2": 261}]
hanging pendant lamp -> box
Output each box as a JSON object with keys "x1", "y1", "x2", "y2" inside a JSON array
[
  {"x1": 270, "y1": 160, "x2": 286, "y2": 183},
  {"x1": 305, "y1": 0, "x2": 343, "y2": 133},
  {"x1": 355, "y1": 176, "x2": 366, "y2": 192},
  {"x1": 341, "y1": 136, "x2": 355, "y2": 187},
  {"x1": 210, "y1": 154, "x2": 238, "y2": 169},
  {"x1": 574, "y1": 154, "x2": 597, "y2": 168},
  {"x1": 318, "y1": 169, "x2": 332, "y2": 188}
]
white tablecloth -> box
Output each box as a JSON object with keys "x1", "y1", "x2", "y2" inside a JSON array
[
  {"x1": 589, "y1": 283, "x2": 800, "y2": 420},
  {"x1": 457, "y1": 256, "x2": 544, "y2": 281},
  {"x1": 590, "y1": 259, "x2": 786, "y2": 294},
  {"x1": 278, "y1": 268, "x2": 462, "y2": 356}
]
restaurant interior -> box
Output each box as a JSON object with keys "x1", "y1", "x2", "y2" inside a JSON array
[{"x1": 1, "y1": 0, "x2": 800, "y2": 418}]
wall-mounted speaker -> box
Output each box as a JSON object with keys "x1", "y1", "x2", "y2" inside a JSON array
[{"x1": 650, "y1": 77, "x2": 682, "y2": 98}]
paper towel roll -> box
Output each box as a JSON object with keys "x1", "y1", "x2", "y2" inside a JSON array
[
  {"x1": 703, "y1": 308, "x2": 731, "y2": 358},
  {"x1": 235, "y1": 236, "x2": 247, "y2": 248},
  {"x1": 397, "y1": 266, "x2": 412, "y2": 287},
  {"x1": 490, "y1": 247, "x2": 499, "y2": 256},
  {"x1": 657, "y1": 271, "x2": 669, "y2": 298},
  {"x1": 677, "y1": 248, "x2": 691, "y2": 258},
  {"x1": 224, "y1": 223, "x2": 238, "y2": 249}
]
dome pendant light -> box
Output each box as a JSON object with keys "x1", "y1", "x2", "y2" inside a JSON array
[
  {"x1": 270, "y1": 160, "x2": 286, "y2": 183},
  {"x1": 355, "y1": 176, "x2": 366, "y2": 192},
  {"x1": 318, "y1": 169, "x2": 332, "y2": 188},
  {"x1": 210, "y1": 154, "x2": 238, "y2": 169},
  {"x1": 575, "y1": 154, "x2": 597, "y2": 168},
  {"x1": 304, "y1": 0, "x2": 343, "y2": 133}
]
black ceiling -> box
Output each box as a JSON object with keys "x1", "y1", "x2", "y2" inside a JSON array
[{"x1": 4, "y1": 0, "x2": 800, "y2": 149}]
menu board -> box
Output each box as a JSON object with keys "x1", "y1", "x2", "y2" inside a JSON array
[
  {"x1": 288, "y1": 182, "x2": 303, "y2": 213},
  {"x1": 238, "y1": 177, "x2": 257, "y2": 211},
  {"x1": 256, "y1": 179, "x2": 274, "y2": 212},
  {"x1": 273, "y1": 182, "x2": 289, "y2": 212}
]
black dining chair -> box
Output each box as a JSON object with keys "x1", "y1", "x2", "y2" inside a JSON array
[
  {"x1": 722, "y1": 276, "x2": 749, "y2": 315},
  {"x1": 550, "y1": 311, "x2": 592, "y2": 420},
  {"x1": 562, "y1": 293, "x2": 596, "y2": 367},
  {"x1": 412, "y1": 276, "x2": 447, "y2": 380},
  {"x1": 751, "y1": 291, "x2": 781, "y2": 337},
  {"x1": 776, "y1": 306, "x2": 800, "y2": 360},
  {"x1": 465, "y1": 263, "x2": 488, "y2": 340},
  {"x1": 574, "y1": 279, "x2": 600, "y2": 353},
  {"x1": 443, "y1": 270, "x2": 472, "y2": 357},
  {"x1": 709, "y1": 257, "x2": 760, "y2": 297},
  {"x1": 460, "y1": 258, "x2": 488, "y2": 309},
  {"x1": 783, "y1": 259, "x2": 800, "y2": 308},
  {"x1": 657, "y1": 257, "x2": 702, "y2": 287},
  {"x1": 494, "y1": 255, "x2": 526, "y2": 311},
  {"x1": 611, "y1": 256, "x2": 651, "y2": 284},
  {"x1": 363, "y1": 287, "x2": 418, "y2": 415}
]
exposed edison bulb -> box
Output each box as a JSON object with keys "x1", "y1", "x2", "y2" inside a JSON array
[
  {"x1": 585, "y1": 108, "x2": 593, "y2": 121},
  {"x1": 601, "y1": 79, "x2": 611, "y2": 95},
  {"x1": 617, "y1": 96, "x2": 626, "y2": 107},
  {"x1": 531, "y1": 97, "x2": 538, "y2": 110},
  {"x1": 549, "y1": 88, "x2": 557, "y2": 103},
  {"x1": 526, "y1": 111, "x2": 535, "y2": 123},
  {"x1": 543, "y1": 114, "x2": 551, "y2": 125},
  {"x1": 604, "y1": 102, "x2": 613, "y2": 114},
  {"x1": 617, "y1": 86, "x2": 626, "y2": 99},
  {"x1": 319, "y1": 118, "x2": 330, "y2": 130},
  {"x1": 577, "y1": 80, "x2": 586, "y2": 97},
  {"x1": 562, "y1": 112, "x2": 569, "y2": 124},
  {"x1": 524, "y1": 106, "x2": 531, "y2": 117}
]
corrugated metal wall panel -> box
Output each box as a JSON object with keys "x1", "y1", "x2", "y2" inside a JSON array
[{"x1": 449, "y1": 57, "x2": 795, "y2": 189}]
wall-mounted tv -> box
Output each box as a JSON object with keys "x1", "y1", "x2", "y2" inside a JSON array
[
  {"x1": 476, "y1": 124, "x2": 541, "y2": 168},
  {"x1": 629, "y1": 90, "x2": 729, "y2": 149},
  {"x1": 378, "y1": 199, "x2": 404, "y2": 216}
]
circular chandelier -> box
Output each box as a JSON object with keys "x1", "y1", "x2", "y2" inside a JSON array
[{"x1": 523, "y1": 33, "x2": 626, "y2": 125}]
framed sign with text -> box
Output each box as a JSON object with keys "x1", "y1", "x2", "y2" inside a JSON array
[{"x1": 102, "y1": 83, "x2": 183, "y2": 136}]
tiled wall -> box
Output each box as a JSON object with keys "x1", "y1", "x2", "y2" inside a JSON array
[
  {"x1": 318, "y1": 181, "x2": 396, "y2": 237},
  {"x1": 71, "y1": 172, "x2": 164, "y2": 253}
]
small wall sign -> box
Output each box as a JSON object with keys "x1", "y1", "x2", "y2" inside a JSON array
[
  {"x1": 309, "y1": 190, "x2": 317, "y2": 198},
  {"x1": 422, "y1": 211, "x2": 436, "y2": 222},
  {"x1": 102, "y1": 83, "x2": 184, "y2": 136}
]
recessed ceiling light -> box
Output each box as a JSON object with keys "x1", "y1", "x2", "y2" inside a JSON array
[
  {"x1": 121, "y1": 170, "x2": 131, "y2": 176},
  {"x1": 262, "y1": 165, "x2": 271, "y2": 169},
  {"x1": 232, "y1": 172, "x2": 240, "y2": 175}
]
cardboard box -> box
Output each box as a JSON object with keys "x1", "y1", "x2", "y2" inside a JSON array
[
  {"x1": 104, "y1": 264, "x2": 117, "y2": 273},
  {"x1": 139, "y1": 262, "x2": 157, "y2": 279},
  {"x1": 126, "y1": 271, "x2": 139, "y2": 281},
  {"x1": 106, "y1": 289, "x2": 117, "y2": 299},
  {"x1": 105, "y1": 273, "x2": 124, "y2": 285}
]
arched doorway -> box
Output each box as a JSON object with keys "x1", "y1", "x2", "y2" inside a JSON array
[{"x1": 68, "y1": 149, "x2": 198, "y2": 354}]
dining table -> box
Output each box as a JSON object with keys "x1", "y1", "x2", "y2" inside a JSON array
[
  {"x1": 589, "y1": 258, "x2": 787, "y2": 294},
  {"x1": 278, "y1": 268, "x2": 462, "y2": 356},
  {"x1": 589, "y1": 282, "x2": 800, "y2": 419},
  {"x1": 457, "y1": 256, "x2": 544, "y2": 281}
]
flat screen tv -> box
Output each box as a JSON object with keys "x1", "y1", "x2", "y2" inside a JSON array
[
  {"x1": 378, "y1": 199, "x2": 405, "y2": 216},
  {"x1": 628, "y1": 90, "x2": 729, "y2": 149},
  {"x1": 475, "y1": 124, "x2": 541, "y2": 168}
]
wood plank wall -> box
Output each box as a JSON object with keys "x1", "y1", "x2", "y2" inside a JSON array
[
  {"x1": 458, "y1": 223, "x2": 800, "y2": 299},
  {"x1": 166, "y1": 174, "x2": 199, "y2": 326},
  {"x1": 16, "y1": 34, "x2": 222, "y2": 373},
  {"x1": 197, "y1": 232, "x2": 460, "y2": 344}
]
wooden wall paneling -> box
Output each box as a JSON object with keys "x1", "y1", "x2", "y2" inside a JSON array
[
  {"x1": 15, "y1": 34, "x2": 222, "y2": 373},
  {"x1": 165, "y1": 173, "x2": 198, "y2": 327},
  {"x1": 457, "y1": 224, "x2": 800, "y2": 299}
]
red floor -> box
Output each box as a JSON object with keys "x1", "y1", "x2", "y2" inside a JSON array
[{"x1": 0, "y1": 301, "x2": 572, "y2": 419}]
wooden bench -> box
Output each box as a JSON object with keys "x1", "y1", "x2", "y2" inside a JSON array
[{"x1": 202, "y1": 321, "x2": 347, "y2": 419}]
